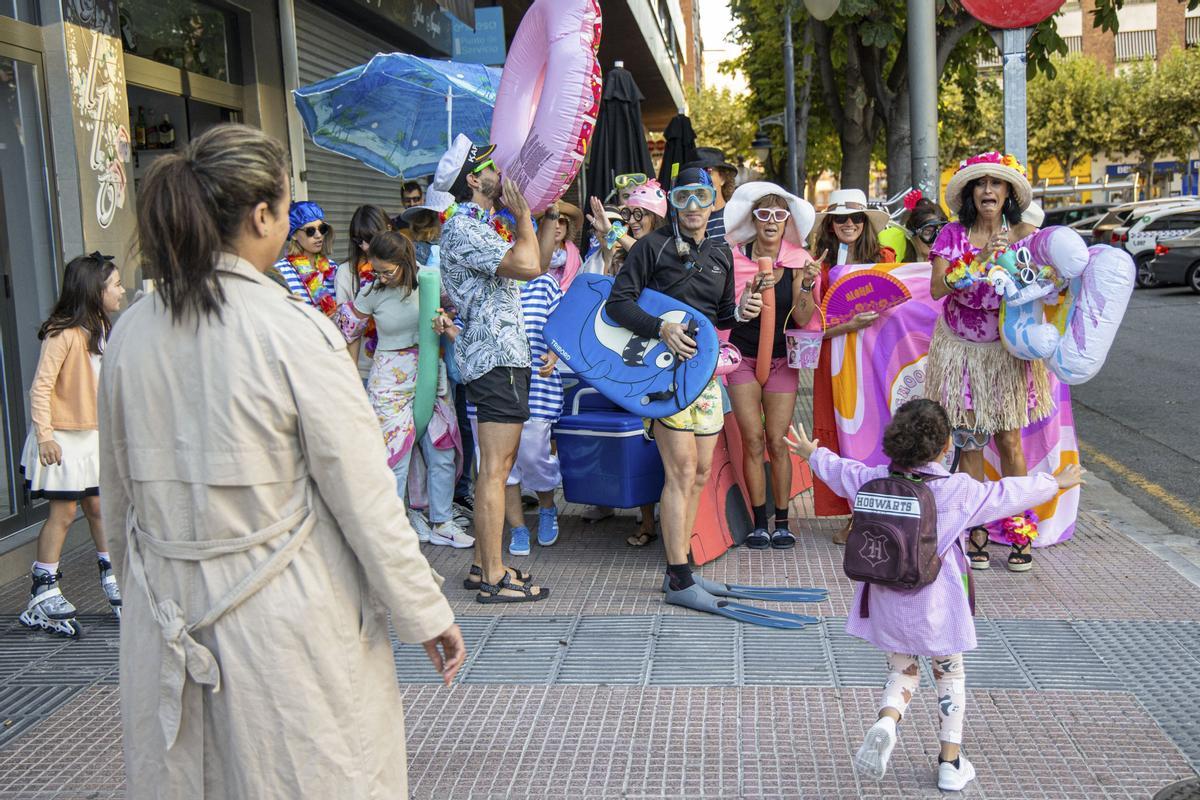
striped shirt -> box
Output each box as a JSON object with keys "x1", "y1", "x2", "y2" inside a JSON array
[
  {"x1": 521, "y1": 274, "x2": 564, "y2": 421},
  {"x1": 274, "y1": 257, "x2": 339, "y2": 306}
]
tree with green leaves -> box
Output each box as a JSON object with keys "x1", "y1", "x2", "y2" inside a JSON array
[
  {"x1": 1025, "y1": 55, "x2": 1116, "y2": 181},
  {"x1": 683, "y1": 84, "x2": 758, "y2": 163}
]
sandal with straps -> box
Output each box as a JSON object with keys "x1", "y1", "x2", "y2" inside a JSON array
[
  {"x1": 967, "y1": 527, "x2": 991, "y2": 570},
  {"x1": 1007, "y1": 540, "x2": 1034, "y2": 573},
  {"x1": 463, "y1": 564, "x2": 532, "y2": 591},
  {"x1": 476, "y1": 571, "x2": 550, "y2": 605}
]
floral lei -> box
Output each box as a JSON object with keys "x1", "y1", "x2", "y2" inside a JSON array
[
  {"x1": 355, "y1": 259, "x2": 378, "y2": 357},
  {"x1": 287, "y1": 253, "x2": 337, "y2": 317},
  {"x1": 1001, "y1": 510, "x2": 1039, "y2": 546},
  {"x1": 945, "y1": 250, "x2": 993, "y2": 290},
  {"x1": 440, "y1": 202, "x2": 516, "y2": 243}
]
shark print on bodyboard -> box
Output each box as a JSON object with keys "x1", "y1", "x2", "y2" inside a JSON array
[{"x1": 544, "y1": 274, "x2": 719, "y2": 419}]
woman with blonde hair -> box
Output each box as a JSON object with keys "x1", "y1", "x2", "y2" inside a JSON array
[
  {"x1": 722, "y1": 182, "x2": 817, "y2": 549},
  {"x1": 100, "y1": 124, "x2": 462, "y2": 796}
]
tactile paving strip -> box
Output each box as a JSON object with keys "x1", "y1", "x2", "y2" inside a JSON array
[{"x1": 1076, "y1": 619, "x2": 1200, "y2": 770}]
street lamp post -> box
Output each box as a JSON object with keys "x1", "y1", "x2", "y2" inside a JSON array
[
  {"x1": 783, "y1": 1, "x2": 799, "y2": 194},
  {"x1": 907, "y1": 0, "x2": 939, "y2": 202}
]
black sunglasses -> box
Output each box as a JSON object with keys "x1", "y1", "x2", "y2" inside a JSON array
[
  {"x1": 835, "y1": 213, "x2": 867, "y2": 225},
  {"x1": 301, "y1": 223, "x2": 330, "y2": 237}
]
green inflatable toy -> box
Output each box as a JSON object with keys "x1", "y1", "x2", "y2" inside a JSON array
[
  {"x1": 878, "y1": 223, "x2": 908, "y2": 262},
  {"x1": 413, "y1": 267, "x2": 442, "y2": 442}
]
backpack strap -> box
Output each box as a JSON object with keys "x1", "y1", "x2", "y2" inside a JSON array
[{"x1": 859, "y1": 583, "x2": 870, "y2": 618}]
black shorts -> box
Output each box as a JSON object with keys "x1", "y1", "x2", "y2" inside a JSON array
[{"x1": 466, "y1": 366, "x2": 531, "y2": 425}]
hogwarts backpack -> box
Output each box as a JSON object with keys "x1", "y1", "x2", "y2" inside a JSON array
[{"x1": 844, "y1": 468, "x2": 965, "y2": 618}]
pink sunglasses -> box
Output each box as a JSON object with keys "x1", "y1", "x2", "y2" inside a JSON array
[{"x1": 753, "y1": 208, "x2": 791, "y2": 223}]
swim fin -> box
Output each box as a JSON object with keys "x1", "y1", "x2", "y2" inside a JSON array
[
  {"x1": 663, "y1": 584, "x2": 819, "y2": 629},
  {"x1": 661, "y1": 574, "x2": 829, "y2": 604}
]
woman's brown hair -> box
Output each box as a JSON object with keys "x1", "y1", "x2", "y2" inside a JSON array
[
  {"x1": 135, "y1": 124, "x2": 289, "y2": 322},
  {"x1": 367, "y1": 231, "x2": 418, "y2": 296},
  {"x1": 39, "y1": 254, "x2": 116, "y2": 355},
  {"x1": 814, "y1": 214, "x2": 884, "y2": 266}
]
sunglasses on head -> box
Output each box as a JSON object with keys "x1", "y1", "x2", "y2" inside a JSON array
[
  {"x1": 301, "y1": 223, "x2": 331, "y2": 237},
  {"x1": 669, "y1": 185, "x2": 717, "y2": 210},
  {"x1": 834, "y1": 213, "x2": 866, "y2": 226},
  {"x1": 614, "y1": 173, "x2": 648, "y2": 190},
  {"x1": 620, "y1": 207, "x2": 650, "y2": 222},
  {"x1": 753, "y1": 208, "x2": 791, "y2": 223}
]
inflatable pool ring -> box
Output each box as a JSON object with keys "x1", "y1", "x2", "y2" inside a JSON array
[
  {"x1": 490, "y1": 0, "x2": 603, "y2": 214},
  {"x1": 413, "y1": 267, "x2": 442, "y2": 441},
  {"x1": 754, "y1": 256, "x2": 775, "y2": 384},
  {"x1": 999, "y1": 227, "x2": 1134, "y2": 385},
  {"x1": 878, "y1": 224, "x2": 908, "y2": 263}
]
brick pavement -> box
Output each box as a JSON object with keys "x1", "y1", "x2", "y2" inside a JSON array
[{"x1": 1, "y1": 496, "x2": 1198, "y2": 799}]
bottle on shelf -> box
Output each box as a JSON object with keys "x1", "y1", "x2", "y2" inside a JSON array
[
  {"x1": 158, "y1": 114, "x2": 176, "y2": 149},
  {"x1": 146, "y1": 109, "x2": 160, "y2": 149},
  {"x1": 134, "y1": 106, "x2": 147, "y2": 149}
]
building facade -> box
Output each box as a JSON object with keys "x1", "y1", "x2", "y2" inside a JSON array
[{"x1": 0, "y1": 0, "x2": 690, "y2": 566}]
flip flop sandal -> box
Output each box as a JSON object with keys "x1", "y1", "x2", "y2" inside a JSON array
[
  {"x1": 463, "y1": 565, "x2": 532, "y2": 590},
  {"x1": 770, "y1": 529, "x2": 797, "y2": 549},
  {"x1": 1006, "y1": 541, "x2": 1033, "y2": 573},
  {"x1": 967, "y1": 527, "x2": 991, "y2": 570},
  {"x1": 476, "y1": 571, "x2": 550, "y2": 604},
  {"x1": 745, "y1": 528, "x2": 771, "y2": 549},
  {"x1": 626, "y1": 530, "x2": 659, "y2": 547}
]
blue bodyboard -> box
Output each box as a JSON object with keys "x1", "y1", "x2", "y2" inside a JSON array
[{"x1": 544, "y1": 274, "x2": 719, "y2": 419}]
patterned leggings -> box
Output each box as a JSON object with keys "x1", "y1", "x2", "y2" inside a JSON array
[{"x1": 881, "y1": 652, "x2": 966, "y2": 744}]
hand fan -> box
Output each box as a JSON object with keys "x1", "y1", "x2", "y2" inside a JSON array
[{"x1": 821, "y1": 268, "x2": 912, "y2": 328}]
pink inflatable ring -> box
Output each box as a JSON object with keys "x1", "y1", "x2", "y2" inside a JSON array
[{"x1": 490, "y1": 0, "x2": 602, "y2": 214}]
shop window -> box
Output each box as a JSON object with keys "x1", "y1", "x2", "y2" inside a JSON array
[{"x1": 117, "y1": 0, "x2": 240, "y2": 83}]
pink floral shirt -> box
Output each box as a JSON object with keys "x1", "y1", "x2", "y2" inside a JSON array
[{"x1": 931, "y1": 222, "x2": 1031, "y2": 343}]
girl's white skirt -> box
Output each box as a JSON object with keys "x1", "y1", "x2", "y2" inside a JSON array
[{"x1": 19, "y1": 429, "x2": 100, "y2": 501}]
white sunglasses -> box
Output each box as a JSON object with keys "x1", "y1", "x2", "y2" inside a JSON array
[{"x1": 753, "y1": 208, "x2": 791, "y2": 223}]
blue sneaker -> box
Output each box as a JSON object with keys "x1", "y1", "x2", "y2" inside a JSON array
[
  {"x1": 537, "y1": 507, "x2": 559, "y2": 546},
  {"x1": 509, "y1": 526, "x2": 531, "y2": 556}
]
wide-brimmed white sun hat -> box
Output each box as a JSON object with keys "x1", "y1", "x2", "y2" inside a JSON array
[
  {"x1": 724, "y1": 182, "x2": 816, "y2": 246},
  {"x1": 812, "y1": 188, "x2": 890, "y2": 232},
  {"x1": 944, "y1": 151, "x2": 1033, "y2": 214}
]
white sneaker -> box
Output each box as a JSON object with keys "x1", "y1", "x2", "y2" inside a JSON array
[
  {"x1": 430, "y1": 519, "x2": 475, "y2": 549},
  {"x1": 853, "y1": 716, "x2": 897, "y2": 781},
  {"x1": 408, "y1": 510, "x2": 433, "y2": 544},
  {"x1": 937, "y1": 755, "x2": 976, "y2": 792}
]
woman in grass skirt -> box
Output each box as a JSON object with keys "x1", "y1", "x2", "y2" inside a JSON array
[
  {"x1": 928, "y1": 152, "x2": 1052, "y2": 573},
  {"x1": 18, "y1": 253, "x2": 125, "y2": 635}
]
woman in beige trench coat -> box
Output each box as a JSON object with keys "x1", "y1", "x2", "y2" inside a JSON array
[{"x1": 98, "y1": 124, "x2": 464, "y2": 798}]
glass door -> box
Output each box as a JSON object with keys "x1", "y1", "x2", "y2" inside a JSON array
[{"x1": 0, "y1": 43, "x2": 62, "y2": 541}]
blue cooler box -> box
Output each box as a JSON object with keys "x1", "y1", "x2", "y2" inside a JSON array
[{"x1": 554, "y1": 411, "x2": 664, "y2": 508}]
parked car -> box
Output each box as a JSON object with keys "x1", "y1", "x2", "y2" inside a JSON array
[
  {"x1": 1108, "y1": 203, "x2": 1200, "y2": 287},
  {"x1": 1042, "y1": 202, "x2": 1111, "y2": 228},
  {"x1": 1148, "y1": 228, "x2": 1200, "y2": 293},
  {"x1": 1091, "y1": 197, "x2": 1199, "y2": 247},
  {"x1": 1068, "y1": 213, "x2": 1105, "y2": 234}
]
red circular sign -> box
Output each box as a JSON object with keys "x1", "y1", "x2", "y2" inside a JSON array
[{"x1": 960, "y1": 0, "x2": 1065, "y2": 29}]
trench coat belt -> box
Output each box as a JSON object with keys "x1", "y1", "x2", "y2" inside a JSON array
[{"x1": 124, "y1": 493, "x2": 317, "y2": 750}]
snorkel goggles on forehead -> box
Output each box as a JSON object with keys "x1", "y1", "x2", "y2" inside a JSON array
[
  {"x1": 614, "y1": 172, "x2": 649, "y2": 191},
  {"x1": 669, "y1": 183, "x2": 717, "y2": 210}
]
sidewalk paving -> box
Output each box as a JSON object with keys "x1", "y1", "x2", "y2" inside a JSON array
[{"x1": 1, "y1": 488, "x2": 1198, "y2": 799}]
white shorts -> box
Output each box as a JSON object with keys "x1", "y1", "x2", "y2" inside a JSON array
[{"x1": 507, "y1": 419, "x2": 560, "y2": 492}]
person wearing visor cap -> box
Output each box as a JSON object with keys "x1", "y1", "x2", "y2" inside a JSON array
[
  {"x1": 434, "y1": 133, "x2": 559, "y2": 604},
  {"x1": 606, "y1": 165, "x2": 767, "y2": 617}
]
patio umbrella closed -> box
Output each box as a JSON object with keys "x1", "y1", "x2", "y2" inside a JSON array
[
  {"x1": 658, "y1": 113, "x2": 698, "y2": 193},
  {"x1": 293, "y1": 53, "x2": 501, "y2": 179},
  {"x1": 587, "y1": 65, "x2": 653, "y2": 205}
]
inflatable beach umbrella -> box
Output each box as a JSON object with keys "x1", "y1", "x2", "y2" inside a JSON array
[
  {"x1": 293, "y1": 53, "x2": 502, "y2": 179},
  {"x1": 658, "y1": 112, "x2": 698, "y2": 193},
  {"x1": 587, "y1": 65, "x2": 654, "y2": 206}
]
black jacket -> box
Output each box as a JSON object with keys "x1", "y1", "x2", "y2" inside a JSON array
[{"x1": 606, "y1": 226, "x2": 737, "y2": 339}]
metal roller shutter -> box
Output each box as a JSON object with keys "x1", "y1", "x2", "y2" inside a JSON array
[{"x1": 294, "y1": 0, "x2": 409, "y2": 243}]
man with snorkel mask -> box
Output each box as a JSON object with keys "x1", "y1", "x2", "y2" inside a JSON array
[{"x1": 605, "y1": 167, "x2": 798, "y2": 626}]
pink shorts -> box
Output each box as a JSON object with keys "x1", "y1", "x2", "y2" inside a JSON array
[{"x1": 725, "y1": 354, "x2": 799, "y2": 394}]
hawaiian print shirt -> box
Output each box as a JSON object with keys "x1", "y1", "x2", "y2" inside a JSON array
[{"x1": 439, "y1": 202, "x2": 530, "y2": 384}]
